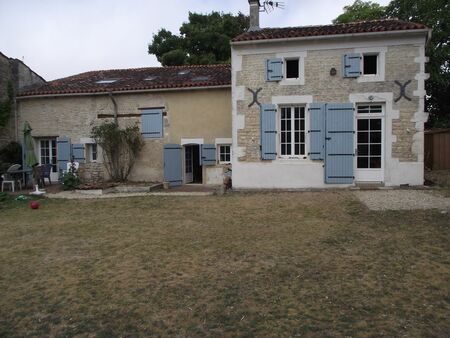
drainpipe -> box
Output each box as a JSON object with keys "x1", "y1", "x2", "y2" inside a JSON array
[{"x1": 108, "y1": 91, "x2": 118, "y2": 125}]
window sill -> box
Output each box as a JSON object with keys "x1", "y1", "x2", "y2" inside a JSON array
[
  {"x1": 357, "y1": 74, "x2": 384, "y2": 83},
  {"x1": 280, "y1": 78, "x2": 305, "y2": 86}
]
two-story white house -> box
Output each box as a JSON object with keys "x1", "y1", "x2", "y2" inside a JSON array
[{"x1": 231, "y1": 0, "x2": 430, "y2": 189}]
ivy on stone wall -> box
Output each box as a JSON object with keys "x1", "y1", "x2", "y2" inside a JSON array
[{"x1": 0, "y1": 82, "x2": 13, "y2": 127}]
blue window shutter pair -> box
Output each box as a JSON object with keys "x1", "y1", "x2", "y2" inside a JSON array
[
  {"x1": 260, "y1": 104, "x2": 277, "y2": 160},
  {"x1": 342, "y1": 53, "x2": 361, "y2": 77},
  {"x1": 309, "y1": 103, "x2": 355, "y2": 184},
  {"x1": 141, "y1": 108, "x2": 163, "y2": 138},
  {"x1": 72, "y1": 144, "x2": 86, "y2": 164},
  {"x1": 57, "y1": 136, "x2": 71, "y2": 174},
  {"x1": 266, "y1": 58, "x2": 283, "y2": 81},
  {"x1": 201, "y1": 144, "x2": 216, "y2": 166}
]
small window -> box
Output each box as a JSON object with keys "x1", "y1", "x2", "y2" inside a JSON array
[
  {"x1": 286, "y1": 59, "x2": 299, "y2": 79},
  {"x1": 363, "y1": 54, "x2": 378, "y2": 75},
  {"x1": 40, "y1": 138, "x2": 57, "y2": 172},
  {"x1": 218, "y1": 145, "x2": 231, "y2": 164},
  {"x1": 90, "y1": 144, "x2": 98, "y2": 162}
]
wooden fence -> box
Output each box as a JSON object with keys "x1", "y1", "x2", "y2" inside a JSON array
[{"x1": 425, "y1": 129, "x2": 450, "y2": 170}]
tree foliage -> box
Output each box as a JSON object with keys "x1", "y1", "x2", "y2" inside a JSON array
[
  {"x1": 148, "y1": 12, "x2": 249, "y2": 66},
  {"x1": 91, "y1": 122, "x2": 144, "y2": 182},
  {"x1": 334, "y1": 0, "x2": 450, "y2": 127},
  {"x1": 333, "y1": 0, "x2": 387, "y2": 24}
]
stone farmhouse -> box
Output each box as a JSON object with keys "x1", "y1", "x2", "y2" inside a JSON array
[
  {"x1": 231, "y1": 0, "x2": 430, "y2": 188},
  {"x1": 17, "y1": 65, "x2": 231, "y2": 185},
  {"x1": 15, "y1": 0, "x2": 430, "y2": 189}
]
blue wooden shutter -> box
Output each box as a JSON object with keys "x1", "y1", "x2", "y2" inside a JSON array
[
  {"x1": 141, "y1": 108, "x2": 163, "y2": 138},
  {"x1": 201, "y1": 144, "x2": 216, "y2": 166},
  {"x1": 342, "y1": 53, "x2": 361, "y2": 78},
  {"x1": 325, "y1": 103, "x2": 355, "y2": 184},
  {"x1": 72, "y1": 144, "x2": 86, "y2": 163},
  {"x1": 57, "y1": 136, "x2": 71, "y2": 174},
  {"x1": 260, "y1": 104, "x2": 277, "y2": 160},
  {"x1": 164, "y1": 144, "x2": 182, "y2": 186},
  {"x1": 266, "y1": 58, "x2": 283, "y2": 81},
  {"x1": 308, "y1": 103, "x2": 326, "y2": 160}
]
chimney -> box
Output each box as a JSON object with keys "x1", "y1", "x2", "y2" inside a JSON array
[{"x1": 248, "y1": 0, "x2": 260, "y2": 31}]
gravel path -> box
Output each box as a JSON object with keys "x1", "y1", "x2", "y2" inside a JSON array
[
  {"x1": 46, "y1": 191, "x2": 214, "y2": 199},
  {"x1": 354, "y1": 190, "x2": 450, "y2": 211}
]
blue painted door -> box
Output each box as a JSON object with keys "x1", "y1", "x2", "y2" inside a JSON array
[
  {"x1": 325, "y1": 103, "x2": 355, "y2": 184},
  {"x1": 164, "y1": 144, "x2": 182, "y2": 187}
]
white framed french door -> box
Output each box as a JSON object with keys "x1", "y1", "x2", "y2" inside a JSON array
[
  {"x1": 38, "y1": 138, "x2": 59, "y2": 182},
  {"x1": 354, "y1": 104, "x2": 385, "y2": 182}
]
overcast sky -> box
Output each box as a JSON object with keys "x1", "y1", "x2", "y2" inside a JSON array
[{"x1": 0, "y1": 0, "x2": 390, "y2": 81}]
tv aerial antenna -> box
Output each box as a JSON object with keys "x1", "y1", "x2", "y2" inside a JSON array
[{"x1": 259, "y1": 1, "x2": 285, "y2": 13}]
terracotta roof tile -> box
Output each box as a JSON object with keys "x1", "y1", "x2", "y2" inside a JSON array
[
  {"x1": 19, "y1": 64, "x2": 230, "y2": 97},
  {"x1": 232, "y1": 19, "x2": 427, "y2": 42}
]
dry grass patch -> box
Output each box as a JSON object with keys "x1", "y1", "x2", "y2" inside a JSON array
[{"x1": 0, "y1": 192, "x2": 449, "y2": 337}]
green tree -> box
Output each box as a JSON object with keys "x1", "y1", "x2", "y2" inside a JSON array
[
  {"x1": 333, "y1": 0, "x2": 387, "y2": 24},
  {"x1": 148, "y1": 12, "x2": 249, "y2": 66},
  {"x1": 386, "y1": 0, "x2": 450, "y2": 127},
  {"x1": 0, "y1": 82, "x2": 13, "y2": 127}
]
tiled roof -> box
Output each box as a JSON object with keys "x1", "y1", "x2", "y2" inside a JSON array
[
  {"x1": 19, "y1": 64, "x2": 231, "y2": 97},
  {"x1": 232, "y1": 19, "x2": 427, "y2": 42}
]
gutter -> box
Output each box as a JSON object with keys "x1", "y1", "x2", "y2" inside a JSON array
[
  {"x1": 16, "y1": 84, "x2": 231, "y2": 100},
  {"x1": 230, "y1": 29, "x2": 431, "y2": 46}
]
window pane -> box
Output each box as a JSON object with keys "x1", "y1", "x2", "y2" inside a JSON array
[
  {"x1": 300, "y1": 120, "x2": 304, "y2": 131},
  {"x1": 370, "y1": 131, "x2": 381, "y2": 143},
  {"x1": 286, "y1": 59, "x2": 299, "y2": 78},
  {"x1": 294, "y1": 107, "x2": 299, "y2": 119},
  {"x1": 358, "y1": 145, "x2": 369, "y2": 156},
  {"x1": 357, "y1": 157, "x2": 369, "y2": 168},
  {"x1": 300, "y1": 132, "x2": 305, "y2": 143},
  {"x1": 358, "y1": 119, "x2": 369, "y2": 131},
  {"x1": 370, "y1": 144, "x2": 381, "y2": 156},
  {"x1": 281, "y1": 144, "x2": 286, "y2": 155},
  {"x1": 300, "y1": 107, "x2": 305, "y2": 119},
  {"x1": 295, "y1": 132, "x2": 299, "y2": 143},
  {"x1": 294, "y1": 144, "x2": 299, "y2": 155},
  {"x1": 357, "y1": 132, "x2": 368, "y2": 143},
  {"x1": 294, "y1": 119, "x2": 299, "y2": 132},
  {"x1": 370, "y1": 157, "x2": 381, "y2": 168},
  {"x1": 363, "y1": 54, "x2": 377, "y2": 75},
  {"x1": 286, "y1": 144, "x2": 291, "y2": 154},
  {"x1": 370, "y1": 119, "x2": 382, "y2": 130},
  {"x1": 300, "y1": 144, "x2": 305, "y2": 155}
]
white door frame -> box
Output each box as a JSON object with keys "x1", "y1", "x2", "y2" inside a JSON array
[
  {"x1": 37, "y1": 138, "x2": 59, "y2": 182},
  {"x1": 354, "y1": 104, "x2": 385, "y2": 183}
]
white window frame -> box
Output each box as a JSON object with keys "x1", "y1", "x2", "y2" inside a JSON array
[
  {"x1": 354, "y1": 47, "x2": 386, "y2": 83},
  {"x1": 38, "y1": 138, "x2": 57, "y2": 172},
  {"x1": 80, "y1": 137, "x2": 101, "y2": 163},
  {"x1": 217, "y1": 144, "x2": 232, "y2": 164},
  {"x1": 277, "y1": 105, "x2": 307, "y2": 160},
  {"x1": 354, "y1": 103, "x2": 385, "y2": 181},
  {"x1": 276, "y1": 51, "x2": 306, "y2": 85}
]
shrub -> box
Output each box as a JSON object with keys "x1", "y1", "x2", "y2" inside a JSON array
[{"x1": 91, "y1": 122, "x2": 144, "y2": 182}]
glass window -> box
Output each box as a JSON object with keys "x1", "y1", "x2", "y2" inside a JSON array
[
  {"x1": 286, "y1": 59, "x2": 299, "y2": 79},
  {"x1": 280, "y1": 106, "x2": 305, "y2": 157},
  {"x1": 218, "y1": 145, "x2": 231, "y2": 164},
  {"x1": 363, "y1": 54, "x2": 378, "y2": 75},
  {"x1": 40, "y1": 139, "x2": 57, "y2": 172},
  {"x1": 357, "y1": 104, "x2": 383, "y2": 169}
]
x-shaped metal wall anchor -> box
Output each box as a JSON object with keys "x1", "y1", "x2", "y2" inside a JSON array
[
  {"x1": 247, "y1": 87, "x2": 263, "y2": 107},
  {"x1": 394, "y1": 80, "x2": 412, "y2": 102}
]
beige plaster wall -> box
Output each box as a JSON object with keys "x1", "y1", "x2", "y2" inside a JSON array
[{"x1": 17, "y1": 87, "x2": 231, "y2": 182}]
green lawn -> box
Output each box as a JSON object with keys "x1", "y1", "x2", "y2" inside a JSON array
[{"x1": 0, "y1": 192, "x2": 449, "y2": 337}]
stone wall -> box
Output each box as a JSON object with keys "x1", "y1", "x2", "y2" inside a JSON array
[
  {"x1": 235, "y1": 45, "x2": 423, "y2": 163},
  {"x1": 0, "y1": 52, "x2": 45, "y2": 148},
  {"x1": 17, "y1": 88, "x2": 231, "y2": 183}
]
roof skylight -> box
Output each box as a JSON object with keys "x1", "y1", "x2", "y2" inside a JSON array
[
  {"x1": 192, "y1": 76, "x2": 210, "y2": 81},
  {"x1": 178, "y1": 70, "x2": 190, "y2": 75},
  {"x1": 96, "y1": 79, "x2": 118, "y2": 84},
  {"x1": 144, "y1": 76, "x2": 158, "y2": 81}
]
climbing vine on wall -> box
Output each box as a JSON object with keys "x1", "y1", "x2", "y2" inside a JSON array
[{"x1": 0, "y1": 82, "x2": 13, "y2": 127}]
